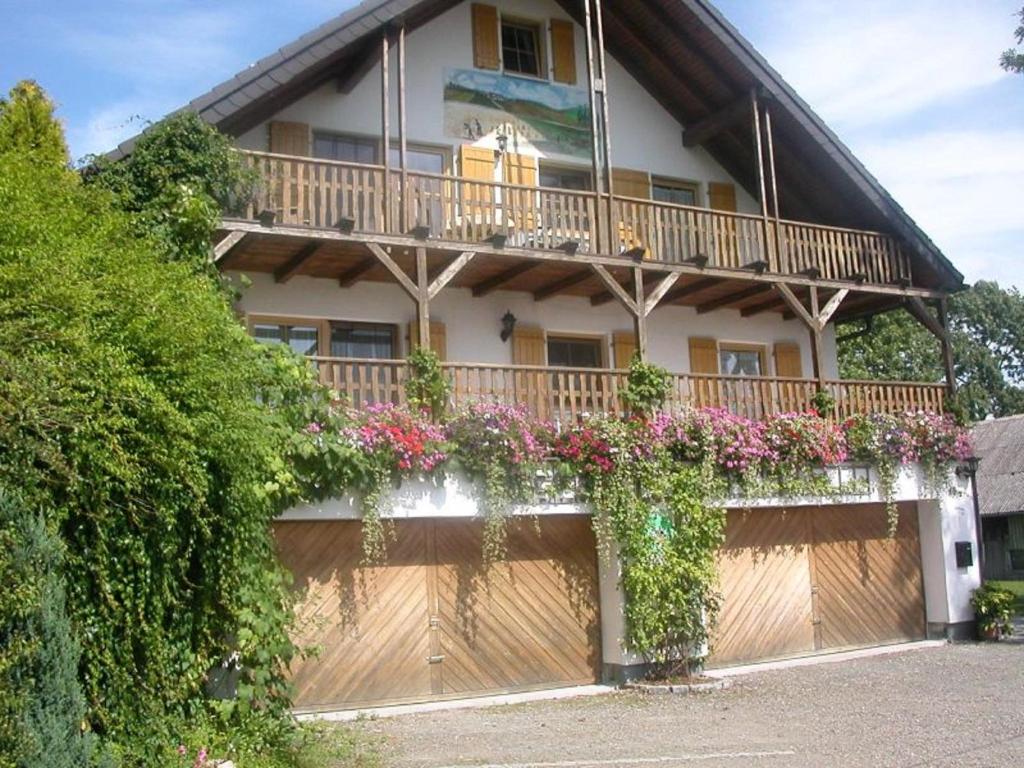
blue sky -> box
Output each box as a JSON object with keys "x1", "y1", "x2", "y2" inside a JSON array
[{"x1": 2, "y1": 0, "x2": 1021, "y2": 288}]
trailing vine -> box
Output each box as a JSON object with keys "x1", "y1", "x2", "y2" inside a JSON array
[
  {"x1": 619, "y1": 355, "x2": 670, "y2": 416},
  {"x1": 405, "y1": 347, "x2": 450, "y2": 420}
]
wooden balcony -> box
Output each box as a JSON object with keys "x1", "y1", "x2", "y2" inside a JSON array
[
  {"x1": 237, "y1": 150, "x2": 912, "y2": 287},
  {"x1": 314, "y1": 357, "x2": 946, "y2": 423}
]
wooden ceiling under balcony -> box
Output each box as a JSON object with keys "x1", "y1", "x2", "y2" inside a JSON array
[{"x1": 218, "y1": 228, "x2": 900, "y2": 322}]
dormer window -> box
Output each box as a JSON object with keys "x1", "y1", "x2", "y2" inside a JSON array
[{"x1": 501, "y1": 20, "x2": 542, "y2": 77}]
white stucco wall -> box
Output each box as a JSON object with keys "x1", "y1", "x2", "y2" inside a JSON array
[
  {"x1": 232, "y1": 271, "x2": 840, "y2": 378},
  {"x1": 235, "y1": 0, "x2": 760, "y2": 214}
]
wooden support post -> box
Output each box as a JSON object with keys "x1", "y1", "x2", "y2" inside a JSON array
[
  {"x1": 762, "y1": 103, "x2": 784, "y2": 272},
  {"x1": 750, "y1": 89, "x2": 774, "y2": 272},
  {"x1": 593, "y1": 0, "x2": 616, "y2": 258},
  {"x1": 632, "y1": 267, "x2": 648, "y2": 360},
  {"x1": 381, "y1": 29, "x2": 391, "y2": 232},
  {"x1": 582, "y1": 0, "x2": 605, "y2": 253},
  {"x1": 808, "y1": 285, "x2": 825, "y2": 387},
  {"x1": 938, "y1": 298, "x2": 957, "y2": 395},
  {"x1": 398, "y1": 25, "x2": 408, "y2": 233},
  {"x1": 416, "y1": 247, "x2": 430, "y2": 349}
]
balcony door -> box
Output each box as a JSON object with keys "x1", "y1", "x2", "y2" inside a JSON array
[{"x1": 547, "y1": 335, "x2": 606, "y2": 420}]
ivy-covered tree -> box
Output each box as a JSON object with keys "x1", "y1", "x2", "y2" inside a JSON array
[
  {"x1": 0, "y1": 85, "x2": 332, "y2": 765},
  {"x1": 84, "y1": 111, "x2": 256, "y2": 276},
  {"x1": 838, "y1": 281, "x2": 1024, "y2": 420},
  {"x1": 0, "y1": 81, "x2": 68, "y2": 167},
  {"x1": 1001, "y1": 6, "x2": 1024, "y2": 74}
]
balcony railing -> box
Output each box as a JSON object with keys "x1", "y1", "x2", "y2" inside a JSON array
[
  {"x1": 236, "y1": 150, "x2": 912, "y2": 286},
  {"x1": 312, "y1": 357, "x2": 946, "y2": 423}
]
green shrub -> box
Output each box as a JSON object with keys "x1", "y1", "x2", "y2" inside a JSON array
[
  {"x1": 0, "y1": 488, "x2": 95, "y2": 768},
  {"x1": 405, "y1": 347, "x2": 450, "y2": 419},
  {"x1": 620, "y1": 355, "x2": 670, "y2": 416},
  {"x1": 972, "y1": 583, "x2": 1016, "y2": 637}
]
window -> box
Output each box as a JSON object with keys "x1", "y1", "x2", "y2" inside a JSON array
[
  {"x1": 547, "y1": 336, "x2": 603, "y2": 368},
  {"x1": 652, "y1": 178, "x2": 700, "y2": 207},
  {"x1": 313, "y1": 133, "x2": 378, "y2": 164},
  {"x1": 329, "y1": 322, "x2": 396, "y2": 359},
  {"x1": 540, "y1": 165, "x2": 591, "y2": 191},
  {"x1": 388, "y1": 146, "x2": 447, "y2": 174},
  {"x1": 719, "y1": 345, "x2": 765, "y2": 376},
  {"x1": 252, "y1": 322, "x2": 320, "y2": 357},
  {"x1": 501, "y1": 20, "x2": 542, "y2": 77}
]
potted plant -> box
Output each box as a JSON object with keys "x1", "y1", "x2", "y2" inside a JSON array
[{"x1": 971, "y1": 583, "x2": 1015, "y2": 640}]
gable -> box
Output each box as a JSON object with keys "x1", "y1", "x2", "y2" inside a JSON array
[{"x1": 108, "y1": 0, "x2": 963, "y2": 291}]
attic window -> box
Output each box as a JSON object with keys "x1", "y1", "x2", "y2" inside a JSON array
[{"x1": 502, "y1": 20, "x2": 542, "y2": 77}]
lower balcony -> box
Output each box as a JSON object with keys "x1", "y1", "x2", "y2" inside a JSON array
[{"x1": 313, "y1": 356, "x2": 947, "y2": 421}]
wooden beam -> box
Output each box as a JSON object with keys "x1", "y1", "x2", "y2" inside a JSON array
[
  {"x1": 427, "y1": 251, "x2": 475, "y2": 299},
  {"x1": 416, "y1": 247, "x2": 430, "y2": 348},
  {"x1": 938, "y1": 298, "x2": 957, "y2": 394},
  {"x1": 683, "y1": 93, "x2": 751, "y2": 148},
  {"x1": 904, "y1": 296, "x2": 949, "y2": 342},
  {"x1": 365, "y1": 242, "x2": 417, "y2": 298},
  {"x1": 808, "y1": 286, "x2": 825, "y2": 386},
  {"x1": 644, "y1": 271, "x2": 683, "y2": 316},
  {"x1": 471, "y1": 262, "x2": 540, "y2": 297},
  {"x1": 658, "y1": 277, "x2": 721, "y2": 306},
  {"x1": 740, "y1": 294, "x2": 787, "y2": 317},
  {"x1": 533, "y1": 269, "x2": 591, "y2": 302},
  {"x1": 695, "y1": 283, "x2": 772, "y2": 314},
  {"x1": 816, "y1": 288, "x2": 850, "y2": 329},
  {"x1": 632, "y1": 267, "x2": 648, "y2": 359},
  {"x1": 274, "y1": 242, "x2": 321, "y2": 283},
  {"x1": 590, "y1": 264, "x2": 638, "y2": 315},
  {"x1": 776, "y1": 283, "x2": 816, "y2": 329},
  {"x1": 338, "y1": 257, "x2": 376, "y2": 288},
  {"x1": 212, "y1": 230, "x2": 246, "y2": 263}
]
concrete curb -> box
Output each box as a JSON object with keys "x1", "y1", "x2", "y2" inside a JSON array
[
  {"x1": 706, "y1": 639, "x2": 947, "y2": 679},
  {"x1": 624, "y1": 678, "x2": 731, "y2": 695}
]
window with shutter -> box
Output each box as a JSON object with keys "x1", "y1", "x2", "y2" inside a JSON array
[{"x1": 269, "y1": 121, "x2": 310, "y2": 156}]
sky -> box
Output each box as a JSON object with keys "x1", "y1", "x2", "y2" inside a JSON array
[{"x1": 1, "y1": 0, "x2": 1021, "y2": 288}]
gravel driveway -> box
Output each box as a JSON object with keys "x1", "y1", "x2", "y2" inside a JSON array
[{"x1": 358, "y1": 643, "x2": 1024, "y2": 768}]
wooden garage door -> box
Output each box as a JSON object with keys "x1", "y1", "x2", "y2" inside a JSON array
[
  {"x1": 710, "y1": 503, "x2": 925, "y2": 667},
  {"x1": 275, "y1": 516, "x2": 600, "y2": 711}
]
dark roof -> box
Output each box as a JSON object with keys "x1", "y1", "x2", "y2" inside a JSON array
[
  {"x1": 972, "y1": 415, "x2": 1024, "y2": 516},
  {"x1": 108, "y1": 0, "x2": 963, "y2": 291}
]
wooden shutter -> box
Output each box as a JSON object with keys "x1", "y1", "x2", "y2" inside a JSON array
[
  {"x1": 688, "y1": 337, "x2": 719, "y2": 374},
  {"x1": 472, "y1": 4, "x2": 500, "y2": 70},
  {"x1": 550, "y1": 19, "x2": 577, "y2": 84},
  {"x1": 269, "y1": 121, "x2": 310, "y2": 156},
  {"x1": 708, "y1": 182, "x2": 737, "y2": 212},
  {"x1": 512, "y1": 326, "x2": 546, "y2": 365},
  {"x1": 612, "y1": 168, "x2": 651, "y2": 199},
  {"x1": 460, "y1": 144, "x2": 496, "y2": 180},
  {"x1": 774, "y1": 342, "x2": 803, "y2": 378},
  {"x1": 612, "y1": 332, "x2": 637, "y2": 369},
  {"x1": 506, "y1": 153, "x2": 537, "y2": 186},
  {"x1": 408, "y1": 320, "x2": 447, "y2": 360}
]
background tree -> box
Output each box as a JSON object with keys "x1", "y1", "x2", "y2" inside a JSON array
[
  {"x1": 1001, "y1": 6, "x2": 1024, "y2": 73},
  {"x1": 838, "y1": 281, "x2": 1024, "y2": 420},
  {"x1": 0, "y1": 81, "x2": 67, "y2": 166}
]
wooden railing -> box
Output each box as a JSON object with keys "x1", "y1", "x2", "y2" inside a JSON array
[
  {"x1": 312, "y1": 357, "x2": 945, "y2": 423},
  {"x1": 237, "y1": 150, "x2": 911, "y2": 286}
]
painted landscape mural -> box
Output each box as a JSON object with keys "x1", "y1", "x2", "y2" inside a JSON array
[{"x1": 443, "y1": 68, "x2": 592, "y2": 159}]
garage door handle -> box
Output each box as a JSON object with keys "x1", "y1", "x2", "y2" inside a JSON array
[{"x1": 427, "y1": 655, "x2": 446, "y2": 664}]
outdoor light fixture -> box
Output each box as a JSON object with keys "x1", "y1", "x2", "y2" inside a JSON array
[
  {"x1": 956, "y1": 455, "x2": 980, "y2": 479},
  {"x1": 500, "y1": 311, "x2": 517, "y2": 342},
  {"x1": 495, "y1": 131, "x2": 509, "y2": 155}
]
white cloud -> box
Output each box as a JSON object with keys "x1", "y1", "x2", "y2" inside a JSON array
[
  {"x1": 762, "y1": 0, "x2": 1013, "y2": 128},
  {"x1": 67, "y1": 100, "x2": 172, "y2": 161}
]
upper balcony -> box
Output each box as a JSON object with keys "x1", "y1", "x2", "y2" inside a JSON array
[{"x1": 232, "y1": 149, "x2": 913, "y2": 288}]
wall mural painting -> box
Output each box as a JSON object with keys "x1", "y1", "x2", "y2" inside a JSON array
[{"x1": 443, "y1": 68, "x2": 592, "y2": 159}]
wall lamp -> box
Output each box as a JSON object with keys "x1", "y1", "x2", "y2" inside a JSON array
[
  {"x1": 495, "y1": 131, "x2": 509, "y2": 156},
  {"x1": 500, "y1": 311, "x2": 517, "y2": 342}
]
